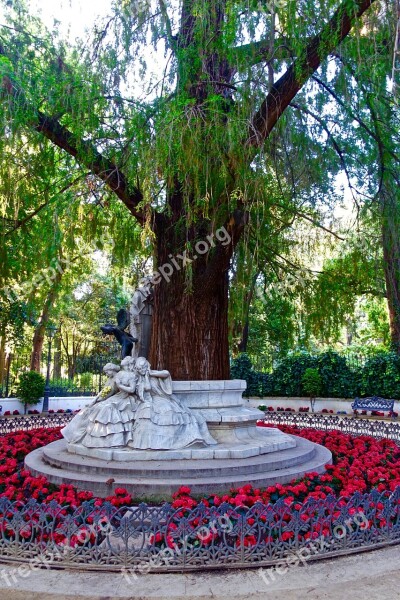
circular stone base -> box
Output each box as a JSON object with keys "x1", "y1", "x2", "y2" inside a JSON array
[
  {"x1": 24, "y1": 380, "x2": 332, "y2": 500},
  {"x1": 25, "y1": 433, "x2": 331, "y2": 500}
]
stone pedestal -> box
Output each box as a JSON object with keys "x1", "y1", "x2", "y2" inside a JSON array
[{"x1": 25, "y1": 380, "x2": 332, "y2": 500}]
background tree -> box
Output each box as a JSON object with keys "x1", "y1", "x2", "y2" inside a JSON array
[{"x1": 0, "y1": 0, "x2": 393, "y2": 379}]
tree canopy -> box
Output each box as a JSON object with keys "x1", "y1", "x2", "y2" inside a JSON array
[{"x1": 0, "y1": 0, "x2": 398, "y2": 379}]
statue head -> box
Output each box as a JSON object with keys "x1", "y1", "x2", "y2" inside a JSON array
[
  {"x1": 137, "y1": 275, "x2": 153, "y2": 293},
  {"x1": 121, "y1": 356, "x2": 136, "y2": 370},
  {"x1": 103, "y1": 363, "x2": 120, "y2": 377},
  {"x1": 135, "y1": 356, "x2": 150, "y2": 375}
]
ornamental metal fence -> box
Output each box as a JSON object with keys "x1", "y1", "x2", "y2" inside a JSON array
[
  {"x1": 0, "y1": 489, "x2": 398, "y2": 573},
  {"x1": 0, "y1": 413, "x2": 73, "y2": 435},
  {"x1": 0, "y1": 415, "x2": 398, "y2": 572},
  {"x1": 2, "y1": 412, "x2": 398, "y2": 443},
  {"x1": 260, "y1": 412, "x2": 400, "y2": 443}
]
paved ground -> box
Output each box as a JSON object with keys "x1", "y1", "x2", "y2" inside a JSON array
[{"x1": 0, "y1": 545, "x2": 399, "y2": 599}]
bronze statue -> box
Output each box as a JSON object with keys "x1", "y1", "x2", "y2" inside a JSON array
[{"x1": 101, "y1": 309, "x2": 138, "y2": 359}]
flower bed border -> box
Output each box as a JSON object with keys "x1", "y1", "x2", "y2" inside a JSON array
[{"x1": 0, "y1": 415, "x2": 399, "y2": 574}]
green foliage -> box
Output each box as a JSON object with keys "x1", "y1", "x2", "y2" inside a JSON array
[
  {"x1": 79, "y1": 372, "x2": 93, "y2": 389},
  {"x1": 16, "y1": 371, "x2": 45, "y2": 411},
  {"x1": 231, "y1": 350, "x2": 400, "y2": 399},
  {"x1": 302, "y1": 368, "x2": 322, "y2": 398},
  {"x1": 230, "y1": 353, "x2": 273, "y2": 397},
  {"x1": 360, "y1": 353, "x2": 400, "y2": 399},
  {"x1": 48, "y1": 378, "x2": 79, "y2": 395},
  {"x1": 0, "y1": 0, "x2": 396, "y2": 382}
]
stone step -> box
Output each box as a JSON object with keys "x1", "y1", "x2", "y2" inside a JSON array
[
  {"x1": 25, "y1": 440, "x2": 332, "y2": 500},
  {"x1": 40, "y1": 436, "x2": 316, "y2": 479},
  {"x1": 61, "y1": 426, "x2": 296, "y2": 462}
]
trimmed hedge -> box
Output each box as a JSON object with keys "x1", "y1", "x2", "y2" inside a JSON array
[{"x1": 231, "y1": 351, "x2": 400, "y2": 399}]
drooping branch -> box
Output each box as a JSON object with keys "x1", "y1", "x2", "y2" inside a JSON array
[
  {"x1": 290, "y1": 101, "x2": 361, "y2": 211},
  {"x1": 230, "y1": 39, "x2": 295, "y2": 70},
  {"x1": 4, "y1": 173, "x2": 87, "y2": 236},
  {"x1": 158, "y1": 0, "x2": 178, "y2": 51},
  {"x1": 0, "y1": 54, "x2": 145, "y2": 224},
  {"x1": 247, "y1": 0, "x2": 377, "y2": 146},
  {"x1": 34, "y1": 112, "x2": 145, "y2": 223}
]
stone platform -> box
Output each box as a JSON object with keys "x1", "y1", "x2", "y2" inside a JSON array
[{"x1": 25, "y1": 380, "x2": 332, "y2": 500}]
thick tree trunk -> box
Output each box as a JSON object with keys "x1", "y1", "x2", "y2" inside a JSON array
[
  {"x1": 149, "y1": 212, "x2": 237, "y2": 380},
  {"x1": 30, "y1": 323, "x2": 46, "y2": 372},
  {"x1": 381, "y1": 189, "x2": 400, "y2": 352},
  {"x1": 150, "y1": 268, "x2": 230, "y2": 380}
]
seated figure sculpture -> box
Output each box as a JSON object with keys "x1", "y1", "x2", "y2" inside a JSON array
[
  {"x1": 62, "y1": 357, "x2": 138, "y2": 449},
  {"x1": 81, "y1": 356, "x2": 138, "y2": 448},
  {"x1": 61, "y1": 362, "x2": 120, "y2": 445},
  {"x1": 62, "y1": 357, "x2": 216, "y2": 452},
  {"x1": 129, "y1": 357, "x2": 217, "y2": 450}
]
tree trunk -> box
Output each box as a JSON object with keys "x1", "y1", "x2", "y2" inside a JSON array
[
  {"x1": 149, "y1": 212, "x2": 238, "y2": 380},
  {"x1": 381, "y1": 187, "x2": 400, "y2": 352},
  {"x1": 150, "y1": 270, "x2": 230, "y2": 380},
  {"x1": 53, "y1": 331, "x2": 62, "y2": 379},
  {"x1": 30, "y1": 268, "x2": 63, "y2": 371}
]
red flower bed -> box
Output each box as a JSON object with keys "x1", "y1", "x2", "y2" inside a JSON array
[
  {"x1": 0, "y1": 428, "x2": 132, "y2": 509},
  {"x1": 0, "y1": 424, "x2": 399, "y2": 509},
  {"x1": 0, "y1": 425, "x2": 399, "y2": 553}
]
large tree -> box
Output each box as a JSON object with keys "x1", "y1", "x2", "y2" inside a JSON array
[{"x1": 0, "y1": 0, "x2": 388, "y2": 379}]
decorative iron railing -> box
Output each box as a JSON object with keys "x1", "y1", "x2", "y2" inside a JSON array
[
  {"x1": 0, "y1": 414, "x2": 398, "y2": 573},
  {"x1": 0, "y1": 413, "x2": 73, "y2": 435},
  {"x1": 259, "y1": 412, "x2": 400, "y2": 443},
  {"x1": 3, "y1": 412, "x2": 400, "y2": 441},
  {"x1": 0, "y1": 490, "x2": 398, "y2": 573}
]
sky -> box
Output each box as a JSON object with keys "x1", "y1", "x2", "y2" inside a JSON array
[{"x1": 28, "y1": 0, "x2": 112, "y2": 41}]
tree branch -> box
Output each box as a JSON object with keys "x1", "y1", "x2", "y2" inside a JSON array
[
  {"x1": 0, "y1": 53, "x2": 145, "y2": 224},
  {"x1": 290, "y1": 101, "x2": 361, "y2": 212},
  {"x1": 158, "y1": 0, "x2": 178, "y2": 51},
  {"x1": 34, "y1": 112, "x2": 145, "y2": 223},
  {"x1": 4, "y1": 173, "x2": 87, "y2": 236},
  {"x1": 230, "y1": 39, "x2": 292, "y2": 69},
  {"x1": 247, "y1": 0, "x2": 377, "y2": 146}
]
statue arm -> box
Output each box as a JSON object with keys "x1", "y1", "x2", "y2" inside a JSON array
[
  {"x1": 149, "y1": 369, "x2": 170, "y2": 379},
  {"x1": 116, "y1": 373, "x2": 137, "y2": 395},
  {"x1": 91, "y1": 379, "x2": 118, "y2": 405},
  {"x1": 118, "y1": 382, "x2": 136, "y2": 394}
]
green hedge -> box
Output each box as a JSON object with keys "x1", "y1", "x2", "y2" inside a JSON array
[{"x1": 231, "y1": 351, "x2": 400, "y2": 399}]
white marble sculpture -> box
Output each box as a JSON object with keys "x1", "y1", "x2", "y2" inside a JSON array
[
  {"x1": 130, "y1": 277, "x2": 153, "y2": 359},
  {"x1": 129, "y1": 357, "x2": 217, "y2": 450},
  {"x1": 62, "y1": 357, "x2": 216, "y2": 451},
  {"x1": 61, "y1": 362, "x2": 120, "y2": 445},
  {"x1": 62, "y1": 358, "x2": 138, "y2": 448}
]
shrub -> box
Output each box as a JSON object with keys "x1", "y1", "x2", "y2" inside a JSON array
[
  {"x1": 302, "y1": 368, "x2": 322, "y2": 398},
  {"x1": 231, "y1": 354, "x2": 273, "y2": 397},
  {"x1": 316, "y1": 351, "x2": 360, "y2": 398},
  {"x1": 16, "y1": 371, "x2": 45, "y2": 414},
  {"x1": 361, "y1": 352, "x2": 400, "y2": 399},
  {"x1": 79, "y1": 372, "x2": 93, "y2": 390},
  {"x1": 302, "y1": 368, "x2": 322, "y2": 411},
  {"x1": 269, "y1": 353, "x2": 317, "y2": 396},
  {"x1": 231, "y1": 351, "x2": 400, "y2": 399}
]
